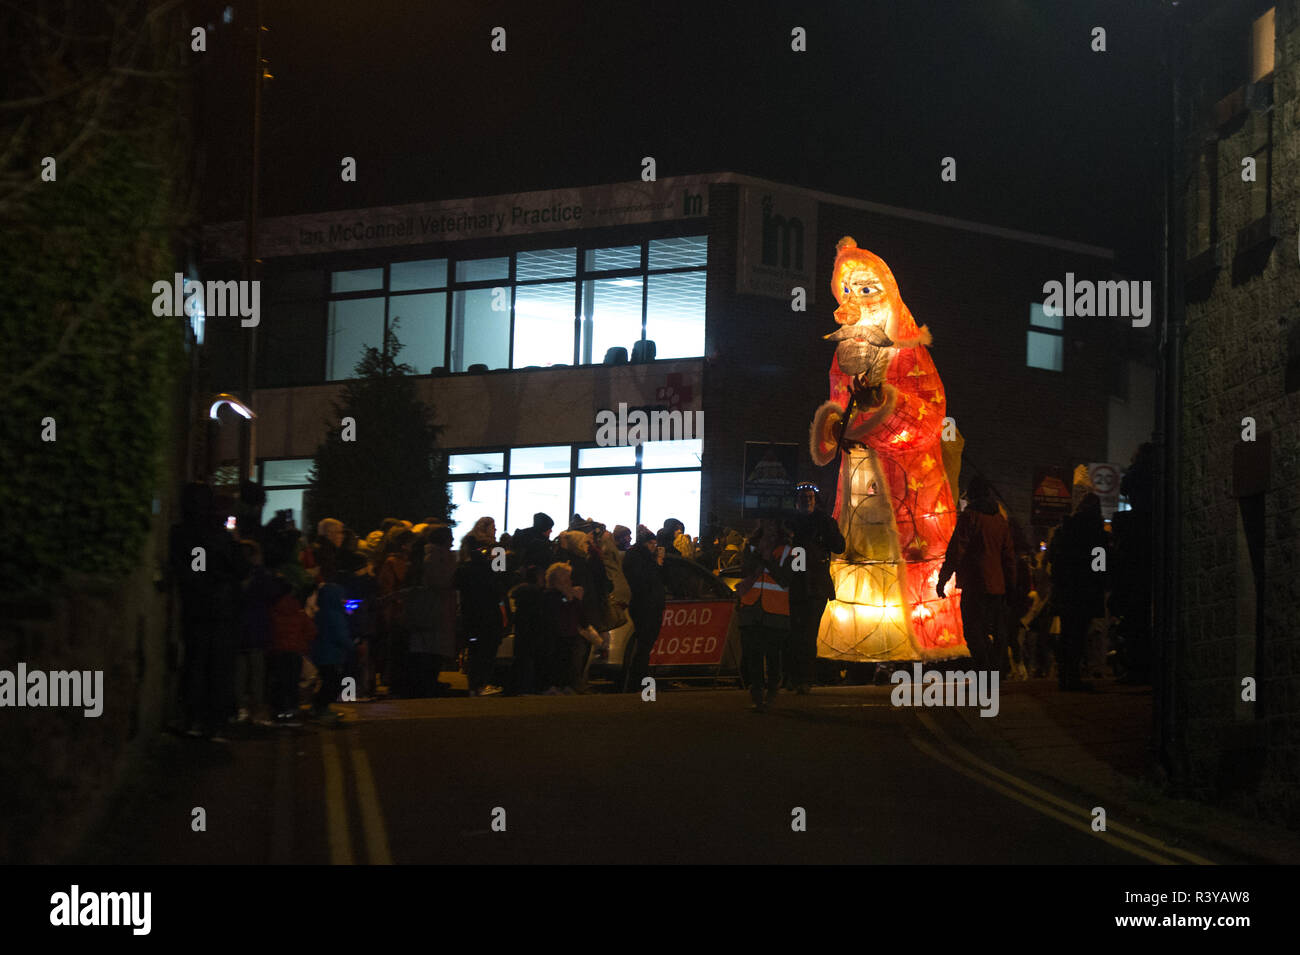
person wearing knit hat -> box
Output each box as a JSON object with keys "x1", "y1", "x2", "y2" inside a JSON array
[
  {"x1": 655, "y1": 527, "x2": 675, "y2": 552},
  {"x1": 511, "y1": 511, "x2": 557, "y2": 579}
]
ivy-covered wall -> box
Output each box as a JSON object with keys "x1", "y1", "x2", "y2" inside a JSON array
[
  {"x1": 1, "y1": 139, "x2": 188, "y2": 590},
  {"x1": 0, "y1": 0, "x2": 195, "y2": 861}
]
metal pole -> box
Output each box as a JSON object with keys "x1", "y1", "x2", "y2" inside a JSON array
[{"x1": 240, "y1": 0, "x2": 265, "y2": 481}]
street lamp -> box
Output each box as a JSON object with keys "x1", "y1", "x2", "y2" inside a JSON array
[
  {"x1": 208, "y1": 393, "x2": 255, "y2": 422},
  {"x1": 207, "y1": 393, "x2": 258, "y2": 483}
]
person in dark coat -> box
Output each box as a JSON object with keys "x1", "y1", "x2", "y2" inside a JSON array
[
  {"x1": 169, "y1": 482, "x2": 247, "y2": 739},
  {"x1": 510, "y1": 512, "x2": 556, "y2": 579},
  {"x1": 455, "y1": 517, "x2": 507, "y2": 696},
  {"x1": 1023, "y1": 541, "x2": 1055, "y2": 678},
  {"x1": 407, "y1": 524, "x2": 458, "y2": 697},
  {"x1": 736, "y1": 518, "x2": 796, "y2": 711},
  {"x1": 310, "y1": 581, "x2": 352, "y2": 722},
  {"x1": 620, "y1": 528, "x2": 667, "y2": 693},
  {"x1": 376, "y1": 529, "x2": 414, "y2": 695},
  {"x1": 337, "y1": 544, "x2": 378, "y2": 698},
  {"x1": 1048, "y1": 492, "x2": 1109, "y2": 690},
  {"x1": 235, "y1": 479, "x2": 266, "y2": 544},
  {"x1": 937, "y1": 476, "x2": 1016, "y2": 674},
  {"x1": 312, "y1": 518, "x2": 344, "y2": 585},
  {"x1": 1004, "y1": 518, "x2": 1035, "y2": 680},
  {"x1": 236, "y1": 538, "x2": 277, "y2": 724},
  {"x1": 508, "y1": 564, "x2": 548, "y2": 694},
  {"x1": 786, "y1": 482, "x2": 846, "y2": 693}
]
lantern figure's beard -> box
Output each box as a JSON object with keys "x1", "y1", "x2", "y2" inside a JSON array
[{"x1": 824, "y1": 317, "x2": 894, "y2": 382}]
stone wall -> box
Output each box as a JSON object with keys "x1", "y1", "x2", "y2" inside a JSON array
[
  {"x1": 0, "y1": 373, "x2": 190, "y2": 864},
  {"x1": 1178, "y1": 0, "x2": 1300, "y2": 824},
  {"x1": 0, "y1": 511, "x2": 181, "y2": 863}
]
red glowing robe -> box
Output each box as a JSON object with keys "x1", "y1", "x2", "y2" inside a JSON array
[{"x1": 811, "y1": 236, "x2": 966, "y2": 662}]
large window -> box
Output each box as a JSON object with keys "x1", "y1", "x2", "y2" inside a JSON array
[
  {"x1": 256, "y1": 443, "x2": 703, "y2": 545},
  {"x1": 277, "y1": 236, "x2": 707, "y2": 383},
  {"x1": 513, "y1": 281, "x2": 576, "y2": 368},
  {"x1": 326, "y1": 259, "x2": 449, "y2": 381},
  {"x1": 580, "y1": 235, "x2": 708, "y2": 364},
  {"x1": 327, "y1": 296, "x2": 384, "y2": 380},
  {"x1": 445, "y1": 440, "x2": 703, "y2": 541},
  {"x1": 583, "y1": 277, "x2": 643, "y2": 364},
  {"x1": 450, "y1": 478, "x2": 507, "y2": 541},
  {"x1": 1027, "y1": 302, "x2": 1063, "y2": 372},
  {"x1": 259, "y1": 458, "x2": 314, "y2": 528},
  {"x1": 452, "y1": 287, "x2": 510, "y2": 371},
  {"x1": 647, "y1": 271, "x2": 706, "y2": 359},
  {"x1": 390, "y1": 292, "x2": 447, "y2": 373}
]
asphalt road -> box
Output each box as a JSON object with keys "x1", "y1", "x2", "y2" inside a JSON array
[{"x1": 71, "y1": 681, "x2": 1231, "y2": 866}]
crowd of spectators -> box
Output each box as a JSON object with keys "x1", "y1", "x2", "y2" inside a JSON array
[{"x1": 169, "y1": 479, "x2": 748, "y2": 737}]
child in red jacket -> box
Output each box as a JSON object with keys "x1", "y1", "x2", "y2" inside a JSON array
[{"x1": 268, "y1": 575, "x2": 315, "y2": 725}]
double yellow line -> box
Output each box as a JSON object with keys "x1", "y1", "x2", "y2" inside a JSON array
[
  {"x1": 910, "y1": 711, "x2": 1214, "y2": 865},
  {"x1": 320, "y1": 729, "x2": 393, "y2": 864}
]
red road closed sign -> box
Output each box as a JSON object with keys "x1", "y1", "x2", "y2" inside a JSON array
[{"x1": 649, "y1": 601, "x2": 735, "y2": 666}]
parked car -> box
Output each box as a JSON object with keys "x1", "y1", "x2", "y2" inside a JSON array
[{"x1": 495, "y1": 553, "x2": 742, "y2": 687}]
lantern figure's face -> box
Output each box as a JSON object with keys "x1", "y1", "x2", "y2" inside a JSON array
[{"x1": 834, "y1": 265, "x2": 895, "y2": 330}]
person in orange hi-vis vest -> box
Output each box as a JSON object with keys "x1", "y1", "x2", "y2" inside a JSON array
[
  {"x1": 736, "y1": 517, "x2": 795, "y2": 712},
  {"x1": 809, "y1": 237, "x2": 968, "y2": 664}
]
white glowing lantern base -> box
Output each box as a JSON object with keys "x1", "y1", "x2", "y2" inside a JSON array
[{"x1": 817, "y1": 559, "x2": 917, "y2": 661}]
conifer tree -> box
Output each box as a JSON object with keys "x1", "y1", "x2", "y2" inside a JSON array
[{"x1": 304, "y1": 320, "x2": 451, "y2": 534}]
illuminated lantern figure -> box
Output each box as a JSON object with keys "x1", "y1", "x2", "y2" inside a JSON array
[{"x1": 809, "y1": 237, "x2": 967, "y2": 661}]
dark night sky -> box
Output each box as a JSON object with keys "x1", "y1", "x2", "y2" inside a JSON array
[{"x1": 199, "y1": 0, "x2": 1167, "y2": 276}]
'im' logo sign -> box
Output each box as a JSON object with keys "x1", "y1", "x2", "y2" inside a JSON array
[{"x1": 761, "y1": 194, "x2": 805, "y2": 271}]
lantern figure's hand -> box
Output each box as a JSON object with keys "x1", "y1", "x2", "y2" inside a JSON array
[
  {"x1": 849, "y1": 372, "x2": 884, "y2": 409},
  {"x1": 830, "y1": 413, "x2": 845, "y2": 446}
]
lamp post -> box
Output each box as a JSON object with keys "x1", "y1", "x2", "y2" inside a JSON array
[
  {"x1": 240, "y1": 0, "x2": 269, "y2": 481},
  {"x1": 207, "y1": 393, "x2": 258, "y2": 484}
]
